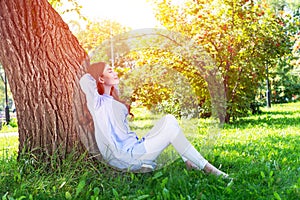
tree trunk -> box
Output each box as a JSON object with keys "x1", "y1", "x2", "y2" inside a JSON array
[{"x1": 0, "y1": 0, "x2": 98, "y2": 159}]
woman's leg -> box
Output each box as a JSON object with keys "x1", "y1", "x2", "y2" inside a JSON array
[{"x1": 139, "y1": 114, "x2": 228, "y2": 177}]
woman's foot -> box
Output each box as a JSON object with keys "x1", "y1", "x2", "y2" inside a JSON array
[
  {"x1": 185, "y1": 160, "x2": 229, "y2": 178},
  {"x1": 203, "y1": 162, "x2": 229, "y2": 178}
]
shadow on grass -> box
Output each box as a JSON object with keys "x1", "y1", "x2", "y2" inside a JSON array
[{"x1": 227, "y1": 110, "x2": 300, "y2": 129}]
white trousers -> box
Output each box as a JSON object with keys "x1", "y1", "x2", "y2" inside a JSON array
[{"x1": 139, "y1": 114, "x2": 208, "y2": 169}]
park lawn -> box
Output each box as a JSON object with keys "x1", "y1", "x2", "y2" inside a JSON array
[
  {"x1": 0, "y1": 118, "x2": 19, "y2": 133},
  {"x1": 0, "y1": 102, "x2": 299, "y2": 199}
]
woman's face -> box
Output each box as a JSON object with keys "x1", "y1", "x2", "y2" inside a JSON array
[{"x1": 101, "y1": 65, "x2": 119, "y2": 86}]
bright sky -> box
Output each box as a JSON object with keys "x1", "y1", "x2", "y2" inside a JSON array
[{"x1": 76, "y1": 0, "x2": 160, "y2": 29}]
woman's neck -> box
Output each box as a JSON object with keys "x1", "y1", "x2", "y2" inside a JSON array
[{"x1": 103, "y1": 84, "x2": 112, "y2": 95}]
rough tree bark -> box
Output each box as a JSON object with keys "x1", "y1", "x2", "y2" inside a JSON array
[{"x1": 0, "y1": 0, "x2": 98, "y2": 159}]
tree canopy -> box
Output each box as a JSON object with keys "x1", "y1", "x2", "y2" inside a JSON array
[{"x1": 145, "y1": 0, "x2": 294, "y2": 122}]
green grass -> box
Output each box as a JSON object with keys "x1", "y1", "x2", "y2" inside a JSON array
[
  {"x1": 1, "y1": 102, "x2": 300, "y2": 199},
  {"x1": 0, "y1": 118, "x2": 18, "y2": 133}
]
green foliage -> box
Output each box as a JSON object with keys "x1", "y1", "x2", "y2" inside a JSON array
[
  {"x1": 8, "y1": 118, "x2": 18, "y2": 128},
  {"x1": 119, "y1": 59, "x2": 205, "y2": 118},
  {"x1": 269, "y1": 61, "x2": 300, "y2": 103},
  {"x1": 257, "y1": 3, "x2": 300, "y2": 103},
  {"x1": 1, "y1": 102, "x2": 300, "y2": 199},
  {"x1": 131, "y1": 82, "x2": 172, "y2": 109},
  {"x1": 48, "y1": 0, "x2": 83, "y2": 17},
  {"x1": 74, "y1": 19, "x2": 131, "y2": 64},
  {"x1": 107, "y1": 29, "x2": 212, "y2": 119},
  {"x1": 149, "y1": 0, "x2": 291, "y2": 122}
]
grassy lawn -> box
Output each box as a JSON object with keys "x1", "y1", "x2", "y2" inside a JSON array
[
  {"x1": 1, "y1": 102, "x2": 299, "y2": 199},
  {"x1": 0, "y1": 117, "x2": 18, "y2": 133}
]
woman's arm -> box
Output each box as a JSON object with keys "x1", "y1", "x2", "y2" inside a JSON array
[
  {"x1": 79, "y1": 73, "x2": 99, "y2": 108},
  {"x1": 80, "y1": 73, "x2": 97, "y2": 94}
]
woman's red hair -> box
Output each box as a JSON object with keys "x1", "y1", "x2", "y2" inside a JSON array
[{"x1": 88, "y1": 62, "x2": 133, "y2": 117}]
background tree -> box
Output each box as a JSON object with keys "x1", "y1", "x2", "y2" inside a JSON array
[
  {"x1": 292, "y1": 34, "x2": 300, "y2": 71},
  {"x1": 0, "y1": 0, "x2": 92, "y2": 160},
  {"x1": 149, "y1": 0, "x2": 289, "y2": 122},
  {"x1": 98, "y1": 29, "x2": 210, "y2": 119},
  {"x1": 75, "y1": 19, "x2": 131, "y2": 63},
  {"x1": 260, "y1": 0, "x2": 300, "y2": 103}
]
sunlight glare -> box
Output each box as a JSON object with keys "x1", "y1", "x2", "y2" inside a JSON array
[{"x1": 77, "y1": 0, "x2": 159, "y2": 29}]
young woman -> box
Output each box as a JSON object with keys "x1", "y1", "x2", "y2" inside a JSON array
[{"x1": 80, "y1": 61, "x2": 228, "y2": 177}]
